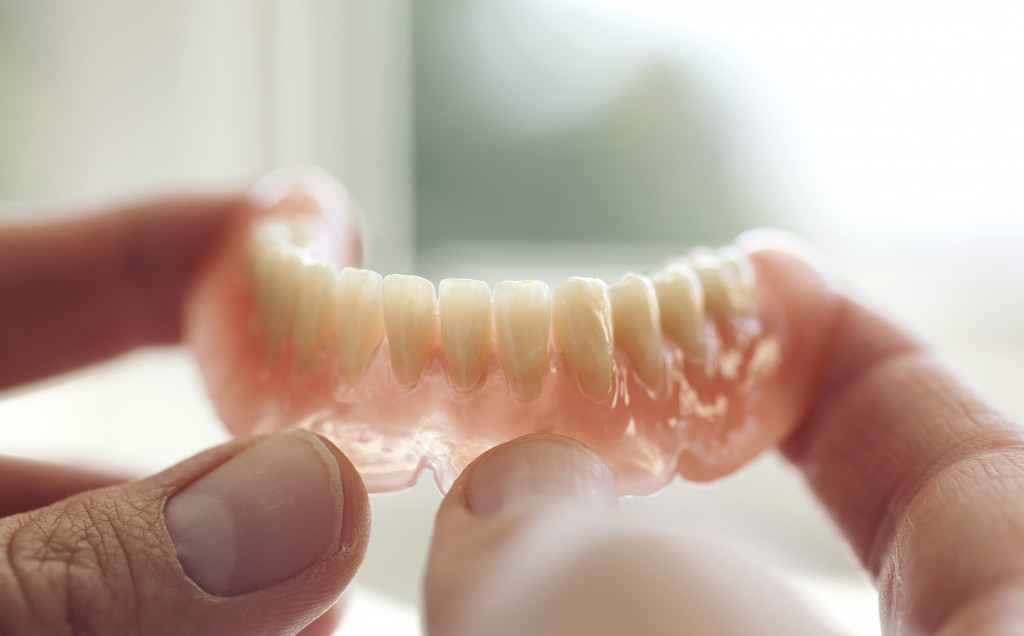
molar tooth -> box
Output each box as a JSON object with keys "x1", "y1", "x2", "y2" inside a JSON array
[
  {"x1": 690, "y1": 247, "x2": 752, "y2": 316},
  {"x1": 552, "y1": 277, "x2": 614, "y2": 401},
  {"x1": 608, "y1": 273, "x2": 663, "y2": 390},
  {"x1": 652, "y1": 264, "x2": 706, "y2": 359},
  {"x1": 335, "y1": 267, "x2": 386, "y2": 383},
  {"x1": 716, "y1": 245, "x2": 756, "y2": 314},
  {"x1": 291, "y1": 262, "x2": 338, "y2": 368},
  {"x1": 493, "y1": 280, "x2": 551, "y2": 400},
  {"x1": 382, "y1": 274, "x2": 437, "y2": 386},
  {"x1": 440, "y1": 278, "x2": 492, "y2": 392},
  {"x1": 689, "y1": 248, "x2": 731, "y2": 317}
]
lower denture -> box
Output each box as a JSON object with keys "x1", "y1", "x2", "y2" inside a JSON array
[{"x1": 186, "y1": 170, "x2": 827, "y2": 495}]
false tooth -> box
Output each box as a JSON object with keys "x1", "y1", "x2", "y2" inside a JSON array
[
  {"x1": 266, "y1": 249, "x2": 304, "y2": 347},
  {"x1": 690, "y1": 248, "x2": 751, "y2": 317},
  {"x1": 552, "y1": 277, "x2": 614, "y2": 400},
  {"x1": 336, "y1": 267, "x2": 386, "y2": 383},
  {"x1": 382, "y1": 274, "x2": 437, "y2": 386},
  {"x1": 291, "y1": 262, "x2": 338, "y2": 368},
  {"x1": 689, "y1": 248, "x2": 733, "y2": 317},
  {"x1": 716, "y1": 245, "x2": 756, "y2": 315},
  {"x1": 246, "y1": 228, "x2": 277, "y2": 318},
  {"x1": 493, "y1": 280, "x2": 551, "y2": 400},
  {"x1": 440, "y1": 278, "x2": 492, "y2": 392},
  {"x1": 608, "y1": 273, "x2": 663, "y2": 390},
  {"x1": 652, "y1": 264, "x2": 706, "y2": 358}
]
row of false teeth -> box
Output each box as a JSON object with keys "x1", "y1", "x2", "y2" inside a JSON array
[{"x1": 247, "y1": 219, "x2": 755, "y2": 400}]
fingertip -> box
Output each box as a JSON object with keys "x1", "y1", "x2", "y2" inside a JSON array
[
  {"x1": 164, "y1": 429, "x2": 368, "y2": 597},
  {"x1": 312, "y1": 432, "x2": 371, "y2": 580},
  {"x1": 736, "y1": 227, "x2": 830, "y2": 268},
  {"x1": 456, "y1": 434, "x2": 617, "y2": 517},
  {"x1": 246, "y1": 166, "x2": 365, "y2": 267},
  {"x1": 738, "y1": 228, "x2": 840, "y2": 302}
]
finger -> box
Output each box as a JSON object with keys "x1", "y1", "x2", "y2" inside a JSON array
[
  {"x1": 425, "y1": 434, "x2": 827, "y2": 636},
  {"x1": 298, "y1": 603, "x2": 343, "y2": 636},
  {"x1": 0, "y1": 456, "x2": 128, "y2": 517},
  {"x1": 0, "y1": 429, "x2": 370, "y2": 635},
  {"x1": 0, "y1": 191, "x2": 245, "y2": 389},
  {"x1": 747, "y1": 234, "x2": 1024, "y2": 634}
]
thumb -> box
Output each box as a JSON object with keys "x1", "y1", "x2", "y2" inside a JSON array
[{"x1": 0, "y1": 429, "x2": 369, "y2": 636}]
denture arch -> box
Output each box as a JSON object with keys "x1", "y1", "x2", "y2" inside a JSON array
[{"x1": 187, "y1": 173, "x2": 794, "y2": 496}]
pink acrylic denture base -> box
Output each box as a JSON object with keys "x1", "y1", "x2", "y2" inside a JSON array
[{"x1": 186, "y1": 179, "x2": 811, "y2": 496}]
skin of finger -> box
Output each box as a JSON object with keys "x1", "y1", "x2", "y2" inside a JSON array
[
  {"x1": 0, "y1": 456, "x2": 130, "y2": 517},
  {"x1": 0, "y1": 192, "x2": 245, "y2": 390},
  {"x1": 297, "y1": 602, "x2": 344, "y2": 636},
  {"x1": 0, "y1": 434, "x2": 370, "y2": 636},
  {"x1": 426, "y1": 436, "x2": 829, "y2": 636},
  {"x1": 762, "y1": 246, "x2": 1024, "y2": 632}
]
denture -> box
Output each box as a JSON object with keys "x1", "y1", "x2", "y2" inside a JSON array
[{"x1": 186, "y1": 169, "x2": 834, "y2": 495}]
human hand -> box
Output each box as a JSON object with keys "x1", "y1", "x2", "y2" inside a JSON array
[
  {"x1": 423, "y1": 236, "x2": 1024, "y2": 636},
  {"x1": 0, "y1": 193, "x2": 370, "y2": 635}
]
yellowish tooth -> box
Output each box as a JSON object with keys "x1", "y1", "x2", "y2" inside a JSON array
[
  {"x1": 690, "y1": 248, "x2": 751, "y2": 316},
  {"x1": 382, "y1": 274, "x2": 437, "y2": 386},
  {"x1": 608, "y1": 273, "x2": 663, "y2": 390},
  {"x1": 291, "y1": 262, "x2": 338, "y2": 368},
  {"x1": 689, "y1": 249, "x2": 730, "y2": 316},
  {"x1": 716, "y1": 245, "x2": 756, "y2": 314},
  {"x1": 267, "y1": 249, "x2": 304, "y2": 348},
  {"x1": 439, "y1": 278, "x2": 492, "y2": 392},
  {"x1": 652, "y1": 264, "x2": 706, "y2": 358},
  {"x1": 335, "y1": 267, "x2": 386, "y2": 383},
  {"x1": 552, "y1": 277, "x2": 614, "y2": 400},
  {"x1": 493, "y1": 280, "x2": 551, "y2": 400},
  {"x1": 247, "y1": 227, "x2": 277, "y2": 317}
]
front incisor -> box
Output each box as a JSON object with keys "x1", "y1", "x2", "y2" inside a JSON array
[
  {"x1": 439, "y1": 278, "x2": 492, "y2": 392},
  {"x1": 493, "y1": 280, "x2": 551, "y2": 400},
  {"x1": 336, "y1": 267, "x2": 386, "y2": 383},
  {"x1": 552, "y1": 277, "x2": 614, "y2": 401},
  {"x1": 609, "y1": 273, "x2": 663, "y2": 390},
  {"x1": 653, "y1": 265, "x2": 706, "y2": 359},
  {"x1": 382, "y1": 274, "x2": 437, "y2": 386}
]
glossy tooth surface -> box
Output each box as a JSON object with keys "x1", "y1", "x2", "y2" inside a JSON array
[
  {"x1": 291, "y1": 262, "x2": 338, "y2": 367},
  {"x1": 336, "y1": 267, "x2": 386, "y2": 383},
  {"x1": 652, "y1": 264, "x2": 706, "y2": 358},
  {"x1": 382, "y1": 274, "x2": 437, "y2": 386},
  {"x1": 493, "y1": 280, "x2": 551, "y2": 400},
  {"x1": 440, "y1": 279, "x2": 492, "y2": 391},
  {"x1": 552, "y1": 277, "x2": 614, "y2": 400},
  {"x1": 608, "y1": 273, "x2": 663, "y2": 390}
]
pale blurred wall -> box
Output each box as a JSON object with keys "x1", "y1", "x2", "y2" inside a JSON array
[{"x1": 0, "y1": 0, "x2": 413, "y2": 272}]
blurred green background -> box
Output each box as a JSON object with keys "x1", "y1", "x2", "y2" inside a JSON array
[{"x1": 413, "y1": 0, "x2": 765, "y2": 246}]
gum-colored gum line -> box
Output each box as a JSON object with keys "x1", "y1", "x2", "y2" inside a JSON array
[{"x1": 186, "y1": 173, "x2": 835, "y2": 495}]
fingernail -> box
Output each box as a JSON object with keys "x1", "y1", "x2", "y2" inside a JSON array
[
  {"x1": 465, "y1": 435, "x2": 617, "y2": 516},
  {"x1": 165, "y1": 429, "x2": 344, "y2": 596}
]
